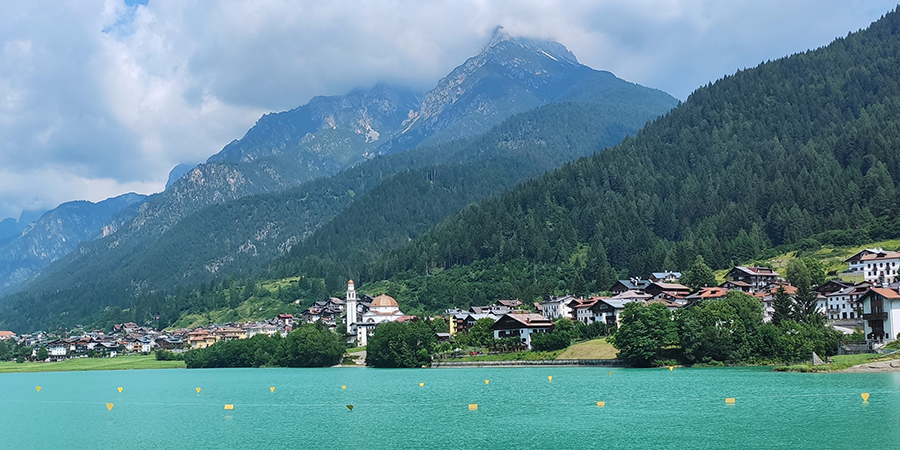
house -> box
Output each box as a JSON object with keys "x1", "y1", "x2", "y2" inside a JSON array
[
  {"x1": 275, "y1": 314, "x2": 295, "y2": 327},
  {"x1": 0, "y1": 330, "x2": 15, "y2": 340},
  {"x1": 539, "y1": 295, "x2": 578, "y2": 320},
  {"x1": 724, "y1": 266, "x2": 780, "y2": 292},
  {"x1": 187, "y1": 330, "x2": 218, "y2": 349},
  {"x1": 823, "y1": 284, "x2": 868, "y2": 321},
  {"x1": 610, "y1": 279, "x2": 650, "y2": 294},
  {"x1": 214, "y1": 327, "x2": 246, "y2": 341},
  {"x1": 129, "y1": 338, "x2": 152, "y2": 354},
  {"x1": 816, "y1": 280, "x2": 853, "y2": 295},
  {"x1": 859, "y1": 250, "x2": 900, "y2": 285},
  {"x1": 685, "y1": 287, "x2": 730, "y2": 303},
  {"x1": 490, "y1": 313, "x2": 554, "y2": 350},
  {"x1": 609, "y1": 290, "x2": 652, "y2": 304},
  {"x1": 46, "y1": 340, "x2": 67, "y2": 358},
  {"x1": 720, "y1": 280, "x2": 753, "y2": 292},
  {"x1": 844, "y1": 248, "x2": 886, "y2": 273},
  {"x1": 494, "y1": 299, "x2": 522, "y2": 309},
  {"x1": 644, "y1": 282, "x2": 691, "y2": 297},
  {"x1": 859, "y1": 287, "x2": 900, "y2": 344},
  {"x1": 591, "y1": 298, "x2": 631, "y2": 328},
  {"x1": 649, "y1": 272, "x2": 682, "y2": 283}
]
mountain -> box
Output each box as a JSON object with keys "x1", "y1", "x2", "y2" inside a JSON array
[
  {"x1": 165, "y1": 163, "x2": 196, "y2": 190},
  {"x1": 0, "y1": 193, "x2": 147, "y2": 296},
  {"x1": 0, "y1": 30, "x2": 679, "y2": 332},
  {"x1": 208, "y1": 84, "x2": 421, "y2": 170},
  {"x1": 360, "y1": 8, "x2": 900, "y2": 312},
  {"x1": 378, "y1": 26, "x2": 674, "y2": 153}
]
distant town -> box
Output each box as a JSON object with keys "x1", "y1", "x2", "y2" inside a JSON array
[{"x1": 2, "y1": 247, "x2": 898, "y2": 361}]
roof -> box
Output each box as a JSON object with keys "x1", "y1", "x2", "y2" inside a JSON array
[
  {"x1": 370, "y1": 294, "x2": 399, "y2": 308},
  {"x1": 844, "y1": 248, "x2": 883, "y2": 263},
  {"x1": 860, "y1": 251, "x2": 900, "y2": 261},
  {"x1": 612, "y1": 279, "x2": 650, "y2": 291},
  {"x1": 686, "y1": 287, "x2": 730, "y2": 299},
  {"x1": 649, "y1": 282, "x2": 690, "y2": 291},
  {"x1": 490, "y1": 313, "x2": 554, "y2": 330},
  {"x1": 866, "y1": 287, "x2": 900, "y2": 300},
  {"x1": 0, "y1": 331, "x2": 15, "y2": 337},
  {"x1": 651, "y1": 272, "x2": 681, "y2": 279},
  {"x1": 610, "y1": 290, "x2": 652, "y2": 301},
  {"x1": 729, "y1": 266, "x2": 780, "y2": 277}
]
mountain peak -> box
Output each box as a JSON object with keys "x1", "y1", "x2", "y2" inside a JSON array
[{"x1": 482, "y1": 26, "x2": 578, "y2": 65}]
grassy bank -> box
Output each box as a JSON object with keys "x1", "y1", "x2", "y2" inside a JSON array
[
  {"x1": 0, "y1": 355, "x2": 185, "y2": 373},
  {"x1": 557, "y1": 338, "x2": 617, "y2": 359},
  {"x1": 774, "y1": 353, "x2": 894, "y2": 372},
  {"x1": 438, "y1": 338, "x2": 617, "y2": 363}
]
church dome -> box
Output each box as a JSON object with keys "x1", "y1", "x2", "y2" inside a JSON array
[{"x1": 370, "y1": 294, "x2": 399, "y2": 308}]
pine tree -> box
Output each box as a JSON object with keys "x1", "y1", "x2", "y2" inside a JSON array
[
  {"x1": 682, "y1": 255, "x2": 717, "y2": 290},
  {"x1": 771, "y1": 285, "x2": 793, "y2": 326}
]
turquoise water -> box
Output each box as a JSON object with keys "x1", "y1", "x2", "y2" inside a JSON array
[{"x1": 1, "y1": 366, "x2": 899, "y2": 449}]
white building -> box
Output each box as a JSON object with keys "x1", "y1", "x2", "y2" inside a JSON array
[
  {"x1": 490, "y1": 313, "x2": 555, "y2": 350},
  {"x1": 860, "y1": 251, "x2": 900, "y2": 285},
  {"x1": 345, "y1": 280, "x2": 408, "y2": 346},
  {"x1": 539, "y1": 295, "x2": 578, "y2": 320},
  {"x1": 860, "y1": 287, "x2": 900, "y2": 344},
  {"x1": 824, "y1": 285, "x2": 865, "y2": 321}
]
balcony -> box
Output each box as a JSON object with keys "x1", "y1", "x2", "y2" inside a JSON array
[{"x1": 862, "y1": 312, "x2": 888, "y2": 321}]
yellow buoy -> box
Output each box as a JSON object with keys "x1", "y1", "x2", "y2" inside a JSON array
[
  {"x1": 346, "y1": 405, "x2": 353, "y2": 411},
  {"x1": 117, "y1": 387, "x2": 123, "y2": 393},
  {"x1": 861, "y1": 393, "x2": 870, "y2": 402},
  {"x1": 35, "y1": 386, "x2": 41, "y2": 392},
  {"x1": 609, "y1": 372, "x2": 613, "y2": 376},
  {"x1": 196, "y1": 387, "x2": 201, "y2": 393},
  {"x1": 725, "y1": 397, "x2": 736, "y2": 404},
  {"x1": 484, "y1": 379, "x2": 489, "y2": 385},
  {"x1": 106, "y1": 403, "x2": 114, "y2": 411},
  {"x1": 341, "y1": 385, "x2": 347, "y2": 390},
  {"x1": 419, "y1": 382, "x2": 424, "y2": 387},
  {"x1": 548, "y1": 376, "x2": 553, "y2": 382},
  {"x1": 224, "y1": 404, "x2": 234, "y2": 410},
  {"x1": 468, "y1": 403, "x2": 478, "y2": 410},
  {"x1": 669, "y1": 366, "x2": 674, "y2": 371},
  {"x1": 596, "y1": 401, "x2": 605, "y2": 407},
  {"x1": 270, "y1": 386, "x2": 275, "y2": 392}
]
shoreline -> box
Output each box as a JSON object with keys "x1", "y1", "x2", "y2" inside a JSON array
[{"x1": 838, "y1": 358, "x2": 900, "y2": 373}]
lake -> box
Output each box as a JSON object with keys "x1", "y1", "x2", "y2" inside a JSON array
[{"x1": 1, "y1": 366, "x2": 898, "y2": 449}]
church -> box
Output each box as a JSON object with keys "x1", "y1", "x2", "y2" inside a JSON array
[{"x1": 344, "y1": 280, "x2": 410, "y2": 346}]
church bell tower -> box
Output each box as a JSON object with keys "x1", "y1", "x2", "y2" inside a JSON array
[{"x1": 346, "y1": 280, "x2": 358, "y2": 335}]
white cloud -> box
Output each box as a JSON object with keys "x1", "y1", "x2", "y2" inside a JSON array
[{"x1": 0, "y1": 0, "x2": 895, "y2": 219}]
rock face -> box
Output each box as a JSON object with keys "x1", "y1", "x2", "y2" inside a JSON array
[
  {"x1": 208, "y1": 83, "x2": 422, "y2": 171},
  {"x1": 0, "y1": 193, "x2": 147, "y2": 295}
]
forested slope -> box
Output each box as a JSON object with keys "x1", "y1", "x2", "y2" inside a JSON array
[
  {"x1": 365, "y1": 8, "x2": 900, "y2": 312},
  {"x1": 0, "y1": 98, "x2": 674, "y2": 331}
]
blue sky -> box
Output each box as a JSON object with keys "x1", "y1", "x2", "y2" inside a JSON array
[{"x1": 0, "y1": 0, "x2": 895, "y2": 220}]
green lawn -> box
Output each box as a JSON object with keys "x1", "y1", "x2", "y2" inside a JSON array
[
  {"x1": 774, "y1": 353, "x2": 894, "y2": 372},
  {"x1": 557, "y1": 338, "x2": 618, "y2": 359},
  {"x1": 440, "y1": 349, "x2": 564, "y2": 362},
  {"x1": 0, "y1": 355, "x2": 185, "y2": 373}
]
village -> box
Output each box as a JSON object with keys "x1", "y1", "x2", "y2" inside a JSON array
[{"x1": 2, "y1": 247, "x2": 899, "y2": 361}]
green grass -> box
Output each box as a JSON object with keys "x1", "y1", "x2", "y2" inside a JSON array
[
  {"x1": 774, "y1": 353, "x2": 895, "y2": 372},
  {"x1": 557, "y1": 338, "x2": 618, "y2": 359},
  {"x1": 0, "y1": 355, "x2": 185, "y2": 373},
  {"x1": 442, "y1": 349, "x2": 564, "y2": 362}
]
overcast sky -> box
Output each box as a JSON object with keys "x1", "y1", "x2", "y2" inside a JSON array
[{"x1": 0, "y1": 0, "x2": 895, "y2": 221}]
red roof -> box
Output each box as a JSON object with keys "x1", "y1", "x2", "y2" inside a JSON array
[{"x1": 870, "y1": 287, "x2": 900, "y2": 299}]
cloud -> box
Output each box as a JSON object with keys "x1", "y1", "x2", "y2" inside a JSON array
[{"x1": 0, "y1": 0, "x2": 895, "y2": 220}]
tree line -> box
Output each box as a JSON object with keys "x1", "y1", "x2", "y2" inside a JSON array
[{"x1": 180, "y1": 322, "x2": 345, "y2": 368}]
